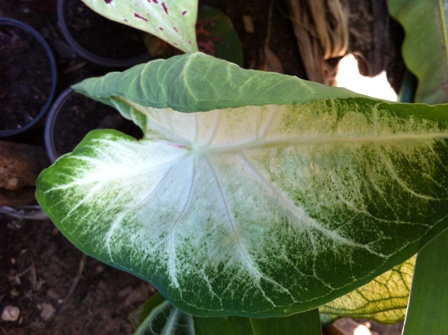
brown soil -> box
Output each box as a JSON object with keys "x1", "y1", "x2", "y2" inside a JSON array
[
  {"x1": 49, "y1": 89, "x2": 142, "y2": 159},
  {"x1": 0, "y1": 215, "x2": 154, "y2": 335},
  {"x1": 0, "y1": 1, "x2": 154, "y2": 333},
  {"x1": 0, "y1": 21, "x2": 54, "y2": 132}
]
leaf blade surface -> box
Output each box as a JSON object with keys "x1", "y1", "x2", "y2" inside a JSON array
[{"x1": 37, "y1": 54, "x2": 448, "y2": 317}]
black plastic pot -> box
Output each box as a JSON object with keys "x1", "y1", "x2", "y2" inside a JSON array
[
  {"x1": 57, "y1": 0, "x2": 150, "y2": 68},
  {"x1": 0, "y1": 18, "x2": 57, "y2": 138},
  {"x1": 45, "y1": 87, "x2": 143, "y2": 162}
]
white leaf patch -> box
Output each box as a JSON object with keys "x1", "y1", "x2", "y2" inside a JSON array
[{"x1": 38, "y1": 99, "x2": 448, "y2": 317}]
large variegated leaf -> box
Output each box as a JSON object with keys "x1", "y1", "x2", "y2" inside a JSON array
[
  {"x1": 82, "y1": 0, "x2": 198, "y2": 53},
  {"x1": 36, "y1": 53, "x2": 448, "y2": 317}
]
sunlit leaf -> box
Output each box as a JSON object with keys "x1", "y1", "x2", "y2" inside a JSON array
[
  {"x1": 321, "y1": 255, "x2": 415, "y2": 323},
  {"x1": 36, "y1": 53, "x2": 448, "y2": 317}
]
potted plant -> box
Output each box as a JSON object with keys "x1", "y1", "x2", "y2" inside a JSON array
[
  {"x1": 57, "y1": 0, "x2": 150, "y2": 68},
  {"x1": 35, "y1": 0, "x2": 448, "y2": 333},
  {"x1": 45, "y1": 87, "x2": 142, "y2": 162},
  {"x1": 0, "y1": 18, "x2": 57, "y2": 138}
]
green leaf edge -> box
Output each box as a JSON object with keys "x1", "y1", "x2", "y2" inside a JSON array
[
  {"x1": 72, "y1": 53, "x2": 448, "y2": 124},
  {"x1": 402, "y1": 228, "x2": 448, "y2": 334},
  {"x1": 388, "y1": 0, "x2": 448, "y2": 104}
]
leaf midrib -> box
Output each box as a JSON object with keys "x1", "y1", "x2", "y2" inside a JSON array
[{"x1": 195, "y1": 132, "x2": 448, "y2": 155}]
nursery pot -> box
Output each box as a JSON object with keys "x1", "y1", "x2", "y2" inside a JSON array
[
  {"x1": 0, "y1": 18, "x2": 57, "y2": 138},
  {"x1": 57, "y1": 0, "x2": 150, "y2": 67},
  {"x1": 45, "y1": 87, "x2": 143, "y2": 162}
]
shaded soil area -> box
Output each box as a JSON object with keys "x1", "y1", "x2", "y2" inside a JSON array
[
  {"x1": 0, "y1": 21, "x2": 53, "y2": 131},
  {"x1": 0, "y1": 1, "x2": 154, "y2": 333},
  {"x1": 62, "y1": 0, "x2": 148, "y2": 60},
  {"x1": 0, "y1": 0, "x2": 405, "y2": 334},
  {"x1": 49, "y1": 89, "x2": 142, "y2": 159},
  {"x1": 1, "y1": 215, "x2": 153, "y2": 335}
]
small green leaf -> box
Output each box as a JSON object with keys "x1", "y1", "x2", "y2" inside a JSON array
[
  {"x1": 132, "y1": 293, "x2": 321, "y2": 335},
  {"x1": 388, "y1": 0, "x2": 448, "y2": 104},
  {"x1": 82, "y1": 0, "x2": 198, "y2": 53},
  {"x1": 72, "y1": 53, "x2": 367, "y2": 119},
  {"x1": 131, "y1": 293, "x2": 168, "y2": 330},
  {"x1": 135, "y1": 297, "x2": 194, "y2": 335},
  {"x1": 36, "y1": 53, "x2": 448, "y2": 317}
]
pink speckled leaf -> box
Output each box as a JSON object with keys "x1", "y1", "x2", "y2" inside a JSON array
[{"x1": 82, "y1": 0, "x2": 198, "y2": 53}]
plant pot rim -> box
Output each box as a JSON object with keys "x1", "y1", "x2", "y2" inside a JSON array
[
  {"x1": 45, "y1": 86, "x2": 143, "y2": 162},
  {"x1": 44, "y1": 87, "x2": 74, "y2": 162},
  {"x1": 0, "y1": 17, "x2": 58, "y2": 138},
  {"x1": 57, "y1": 0, "x2": 150, "y2": 68}
]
